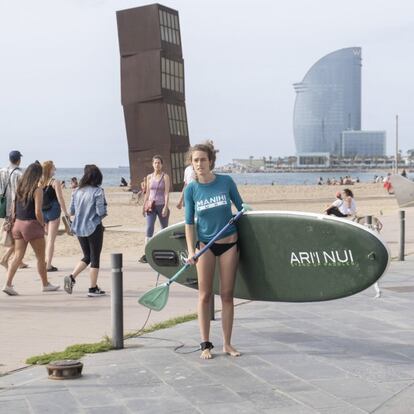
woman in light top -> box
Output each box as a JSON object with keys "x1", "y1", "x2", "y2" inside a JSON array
[
  {"x1": 339, "y1": 188, "x2": 357, "y2": 217},
  {"x1": 184, "y1": 142, "x2": 243, "y2": 359},
  {"x1": 139, "y1": 155, "x2": 170, "y2": 263},
  {"x1": 40, "y1": 161, "x2": 70, "y2": 272},
  {"x1": 63, "y1": 165, "x2": 107, "y2": 297}
]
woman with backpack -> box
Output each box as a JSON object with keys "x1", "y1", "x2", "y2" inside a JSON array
[{"x1": 40, "y1": 161, "x2": 70, "y2": 272}]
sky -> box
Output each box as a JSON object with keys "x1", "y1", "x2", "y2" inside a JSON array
[{"x1": 0, "y1": 0, "x2": 413, "y2": 167}]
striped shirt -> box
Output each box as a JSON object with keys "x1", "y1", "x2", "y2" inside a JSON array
[{"x1": 0, "y1": 164, "x2": 22, "y2": 217}]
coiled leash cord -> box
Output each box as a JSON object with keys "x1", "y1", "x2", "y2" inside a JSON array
[{"x1": 124, "y1": 272, "x2": 201, "y2": 354}]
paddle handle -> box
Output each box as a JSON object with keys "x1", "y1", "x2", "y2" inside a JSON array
[
  {"x1": 167, "y1": 204, "x2": 251, "y2": 286},
  {"x1": 193, "y1": 204, "x2": 250, "y2": 261}
]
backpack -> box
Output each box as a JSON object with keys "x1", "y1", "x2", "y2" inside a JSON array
[{"x1": 0, "y1": 168, "x2": 18, "y2": 218}]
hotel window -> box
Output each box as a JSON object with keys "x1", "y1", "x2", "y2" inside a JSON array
[
  {"x1": 161, "y1": 57, "x2": 184, "y2": 93},
  {"x1": 159, "y1": 9, "x2": 181, "y2": 46},
  {"x1": 167, "y1": 103, "x2": 188, "y2": 137},
  {"x1": 170, "y1": 152, "x2": 185, "y2": 185}
]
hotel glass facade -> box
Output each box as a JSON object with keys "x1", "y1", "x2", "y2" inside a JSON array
[
  {"x1": 293, "y1": 48, "x2": 362, "y2": 156},
  {"x1": 341, "y1": 131, "x2": 386, "y2": 157}
]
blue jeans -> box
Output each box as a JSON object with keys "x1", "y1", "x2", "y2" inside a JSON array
[{"x1": 145, "y1": 204, "x2": 169, "y2": 237}]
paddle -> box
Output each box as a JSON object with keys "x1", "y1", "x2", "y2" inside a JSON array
[{"x1": 138, "y1": 203, "x2": 252, "y2": 311}]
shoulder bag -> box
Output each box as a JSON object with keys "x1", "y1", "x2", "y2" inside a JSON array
[{"x1": 144, "y1": 174, "x2": 164, "y2": 214}]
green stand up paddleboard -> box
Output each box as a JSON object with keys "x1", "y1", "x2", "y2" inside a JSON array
[{"x1": 145, "y1": 211, "x2": 390, "y2": 302}]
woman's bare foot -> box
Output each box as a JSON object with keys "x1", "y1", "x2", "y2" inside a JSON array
[
  {"x1": 223, "y1": 345, "x2": 241, "y2": 357},
  {"x1": 200, "y1": 349, "x2": 213, "y2": 359}
]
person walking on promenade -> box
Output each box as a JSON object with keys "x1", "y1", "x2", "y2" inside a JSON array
[
  {"x1": 184, "y1": 142, "x2": 243, "y2": 359},
  {"x1": 176, "y1": 157, "x2": 195, "y2": 210},
  {"x1": 139, "y1": 155, "x2": 170, "y2": 263},
  {"x1": 2, "y1": 163, "x2": 60, "y2": 295},
  {"x1": 0, "y1": 150, "x2": 29, "y2": 270},
  {"x1": 70, "y1": 177, "x2": 78, "y2": 189},
  {"x1": 383, "y1": 173, "x2": 393, "y2": 194},
  {"x1": 63, "y1": 165, "x2": 107, "y2": 297},
  {"x1": 40, "y1": 161, "x2": 70, "y2": 272}
]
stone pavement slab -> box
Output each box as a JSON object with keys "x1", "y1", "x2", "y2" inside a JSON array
[
  {"x1": 1, "y1": 256, "x2": 414, "y2": 413},
  {"x1": 0, "y1": 255, "x2": 201, "y2": 374}
]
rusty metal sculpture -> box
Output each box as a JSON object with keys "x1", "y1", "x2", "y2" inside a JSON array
[{"x1": 116, "y1": 4, "x2": 190, "y2": 190}]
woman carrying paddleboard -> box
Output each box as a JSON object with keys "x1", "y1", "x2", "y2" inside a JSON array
[{"x1": 184, "y1": 141, "x2": 243, "y2": 359}]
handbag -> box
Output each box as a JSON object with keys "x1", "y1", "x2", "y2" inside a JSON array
[
  {"x1": 1, "y1": 217, "x2": 14, "y2": 247},
  {"x1": 61, "y1": 215, "x2": 73, "y2": 236},
  {"x1": 0, "y1": 167, "x2": 18, "y2": 218},
  {"x1": 144, "y1": 199, "x2": 155, "y2": 214},
  {"x1": 144, "y1": 173, "x2": 164, "y2": 214}
]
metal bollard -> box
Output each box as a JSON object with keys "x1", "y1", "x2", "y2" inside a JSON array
[
  {"x1": 209, "y1": 294, "x2": 215, "y2": 321},
  {"x1": 111, "y1": 253, "x2": 124, "y2": 349},
  {"x1": 399, "y1": 210, "x2": 405, "y2": 261}
]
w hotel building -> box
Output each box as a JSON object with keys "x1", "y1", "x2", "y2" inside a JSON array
[{"x1": 116, "y1": 4, "x2": 189, "y2": 190}]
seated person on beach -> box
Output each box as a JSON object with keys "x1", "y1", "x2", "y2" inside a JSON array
[
  {"x1": 70, "y1": 177, "x2": 78, "y2": 189},
  {"x1": 120, "y1": 177, "x2": 128, "y2": 187},
  {"x1": 324, "y1": 192, "x2": 346, "y2": 217},
  {"x1": 325, "y1": 189, "x2": 356, "y2": 218}
]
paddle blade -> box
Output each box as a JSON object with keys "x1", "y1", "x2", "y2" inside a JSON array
[{"x1": 138, "y1": 284, "x2": 170, "y2": 311}]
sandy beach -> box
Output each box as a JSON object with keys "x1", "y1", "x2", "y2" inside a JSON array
[{"x1": 0, "y1": 182, "x2": 402, "y2": 263}]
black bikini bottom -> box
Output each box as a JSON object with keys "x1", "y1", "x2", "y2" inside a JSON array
[{"x1": 196, "y1": 240, "x2": 239, "y2": 257}]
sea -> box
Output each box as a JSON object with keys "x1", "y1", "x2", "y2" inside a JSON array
[{"x1": 55, "y1": 167, "x2": 413, "y2": 188}]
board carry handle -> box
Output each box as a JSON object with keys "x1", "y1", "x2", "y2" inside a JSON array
[{"x1": 170, "y1": 232, "x2": 186, "y2": 239}]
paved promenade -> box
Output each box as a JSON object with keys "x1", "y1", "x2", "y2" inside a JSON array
[
  {"x1": 0, "y1": 208, "x2": 413, "y2": 413},
  {"x1": 1, "y1": 255, "x2": 414, "y2": 413}
]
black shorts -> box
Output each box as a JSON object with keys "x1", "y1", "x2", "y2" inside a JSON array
[{"x1": 196, "y1": 240, "x2": 239, "y2": 257}]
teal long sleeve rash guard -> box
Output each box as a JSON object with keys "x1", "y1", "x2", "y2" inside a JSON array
[{"x1": 184, "y1": 174, "x2": 243, "y2": 243}]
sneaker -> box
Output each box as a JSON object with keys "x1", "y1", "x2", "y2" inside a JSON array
[
  {"x1": 47, "y1": 266, "x2": 58, "y2": 272},
  {"x1": 64, "y1": 275, "x2": 75, "y2": 294},
  {"x1": 88, "y1": 286, "x2": 106, "y2": 297},
  {"x1": 2, "y1": 284, "x2": 18, "y2": 296},
  {"x1": 138, "y1": 254, "x2": 147, "y2": 264},
  {"x1": 42, "y1": 283, "x2": 60, "y2": 292}
]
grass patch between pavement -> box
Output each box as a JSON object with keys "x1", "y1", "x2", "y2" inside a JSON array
[{"x1": 26, "y1": 313, "x2": 198, "y2": 365}]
